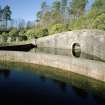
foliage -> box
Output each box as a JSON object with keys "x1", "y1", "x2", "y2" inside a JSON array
[
  {"x1": 50, "y1": 24, "x2": 66, "y2": 34},
  {"x1": 1, "y1": 32, "x2": 7, "y2": 36},
  {"x1": 92, "y1": 13, "x2": 105, "y2": 30},
  {"x1": 35, "y1": 28, "x2": 49, "y2": 37},
  {"x1": 1, "y1": 32, "x2": 8, "y2": 42},
  {"x1": 36, "y1": 11, "x2": 41, "y2": 21},
  {"x1": 8, "y1": 28, "x2": 18, "y2": 37},
  {"x1": 52, "y1": 1, "x2": 61, "y2": 12},
  {"x1": 0, "y1": 5, "x2": 12, "y2": 29},
  {"x1": 71, "y1": 0, "x2": 88, "y2": 17},
  {"x1": 41, "y1": 1, "x2": 47, "y2": 9},
  {"x1": 61, "y1": 0, "x2": 68, "y2": 14},
  {"x1": 25, "y1": 29, "x2": 36, "y2": 38},
  {"x1": 92, "y1": 0, "x2": 105, "y2": 12},
  {"x1": 3, "y1": 5, "x2": 11, "y2": 20},
  {"x1": 41, "y1": 28, "x2": 49, "y2": 36},
  {"x1": 35, "y1": 0, "x2": 89, "y2": 36},
  {"x1": 1, "y1": 0, "x2": 105, "y2": 42},
  {"x1": 18, "y1": 29, "x2": 25, "y2": 36}
]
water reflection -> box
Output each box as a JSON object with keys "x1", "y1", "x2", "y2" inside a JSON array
[
  {"x1": 0, "y1": 68, "x2": 10, "y2": 79},
  {"x1": 72, "y1": 86, "x2": 88, "y2": 99},
  {"x1": 0, "y1": 61, "x2": 105, "y2": 105},
  {"x1": 30, "y1": 47, "x2": 105, "y2": 62},
  {"x1": 53, "y1": 79, "x2": 66, "y2": 92},
  {"x1": 93, "y1": 95, "x2": 105, "y2": 105},
  {"x1": 30, "y1": 47, "x2": 72, "y2": 56},
  {"x1": 40, "y1": 75, "x2": 46, "y2": 82}
]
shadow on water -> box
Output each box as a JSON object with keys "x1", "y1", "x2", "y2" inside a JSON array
[{"x1": 0, "y1": 61, "x2": 105, "y2": 105}]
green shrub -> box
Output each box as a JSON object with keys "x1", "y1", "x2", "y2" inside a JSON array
[
  {"x1": 92, "y1": 13, "x2": 105, "y2": 30},
  {"x1": 35, "y1": 28, "x2": 49, "y2": 37},
  {"x1": 25, "y1": 29, "x2": 36, "y2": 39},
  {"x1": 18, "y1": 36, "x2": 28, "y2": 41},
  {"x1": 18, "y1": 30, "x2": 25, "y2": 36},
  {"x1": 40, "y1": 28, "x2": 49, "y2": 37},
  {"x1": 9, "y1": 28, "x2": 18, "y2": 37},
  {"x1": 2, "y1": 32, "x2": 6, "y2": 36},
  {"x1": 21, "y1": 36, "x2": 28, "y2": 41},
  {"x1": 50, "y1": 24, "x2": 65, "y2": 34},
  {"x1": 70, "y1": 16, "x2": 88, "y2": 29},
  {"x1": 1, "y1": 32, "x2": 8, "y2": 42}
]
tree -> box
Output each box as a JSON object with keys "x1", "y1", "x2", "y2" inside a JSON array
[
  {"x1": 61, "y1": 0, "x2": 68, "y2": 14},
  {"x1": 0, "y1": 6, "x2": 2, "y2": 21},
  {"x1": 92, "y1": 0, "x2": 105, "y2": 11},
  {"x1": 41, "y1": 1, "x2": 48, "y2": 16},
  {"x1": 88, "y1": 0, "x2": 105, "y2": 18},
  {"x1": 2, "y1": 5, "x2": 12, "y2": 30},
  {"x1": 51, "y1": 1, "x2": 63, "y2": 24},
  {"x1": 36, "y1": 0, "x2": 50, "y2": 27},
  {"x1": 17, "y1": 19, "x2": 26, "y2": 30},
  {"x1": 9, "y1": 28, "x2": 18, "y2": 37},
  {"x1": 51, "y1": 11, "x2": 62, "y2": 24},
  {"x1": 36, "y1": 1, "x2": 47, "y2": 22},
  {"x1": 71, "y1": 0, "x2": 88, "y2": 19},
  {"x1": 61, "y1": 0, "x2": 70, "y2": 24},
  {"x1": 36, "y1": 11, "x2": 42, "y2": 21},
  {"x1": 50, "y1": 23, "x2": 66, "y2": 34},
  {"x1": 92, "y1": 13, "x2": 105, "y2": 30},
  {"x1": 26, "y1": 21, "x2": 33, "y2": 29},
  {"x1": 0, "y1": 6, "x2": 2, "y2": 30},
  {"x1": 42, "y1": 11, "x2": 51, "y2": 27},
  {"x1": 52, "y1": 1, "x2": 61, "y2": 12}
]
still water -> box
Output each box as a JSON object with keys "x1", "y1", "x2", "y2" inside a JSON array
[
  {"x1": 30, "y1": 47, "x2": 105, "y2": 62},
  {"x1": 0, "y1": 61, "x2": 105, "y2": 105}
]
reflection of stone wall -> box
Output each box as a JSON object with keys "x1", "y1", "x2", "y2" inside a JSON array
[
  {"x1": 0, "y1": 51, "x2": 105, "y2": 82},
  {"x1": 37, "y1": 29, "x2": 105, "y2": 61}
]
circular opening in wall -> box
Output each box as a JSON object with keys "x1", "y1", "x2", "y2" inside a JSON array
[{"x1": 72, "y1": 43, "x2": 81, "y2": 57}]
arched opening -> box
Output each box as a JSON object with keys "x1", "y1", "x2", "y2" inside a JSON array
[{"x1": 72, "y1": 43, "x2": 81, "y2": 57}]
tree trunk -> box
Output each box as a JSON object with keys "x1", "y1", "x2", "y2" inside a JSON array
[{"x1": 5, "y1": 18, "x2": 7, "y2": 30}]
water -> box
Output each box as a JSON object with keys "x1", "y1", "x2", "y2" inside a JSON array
[
  {"x1": 30, "y1": 47, "x2": 105, "y2": 62},
  {"x1": 0, "y1": 61, "x2": 105, "y2": 105}
]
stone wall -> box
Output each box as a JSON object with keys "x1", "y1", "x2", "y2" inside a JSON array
[
  {"x1": 37, "y1": 29, "x2": 105, "y2": 61},
  {"x1": 0, "y1": 51, "x2": 105, "y2": 82}
]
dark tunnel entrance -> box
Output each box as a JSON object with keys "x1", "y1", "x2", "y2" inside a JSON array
[{"x1": 72, "y1": 43, "x2": 81, "y2": 57}]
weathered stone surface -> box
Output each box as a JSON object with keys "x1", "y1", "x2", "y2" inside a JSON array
[{"x1": 37, "y1": 29, "x2": 105, "y2": 61}]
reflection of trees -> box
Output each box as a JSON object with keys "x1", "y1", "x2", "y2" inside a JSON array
[
  {"x1": 53, "y1": 79, "x2": 66, "y2": 92},
  {"x1": 40, "y1": 75, "x2": 46, "y2": 82},
  {"x1": 0, "y1": 69, "x2": 10, "y2": 79},
  {"x1": 72, "y1": 86, "x2": 87, "y2": 99},
  {"x1": 93, "y1": 94, "x2": 105, "y2": 105}
]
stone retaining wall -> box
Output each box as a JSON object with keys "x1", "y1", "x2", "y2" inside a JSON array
[{"x1": 37, "y1": 29, "x2": 105, "y2": 61}]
